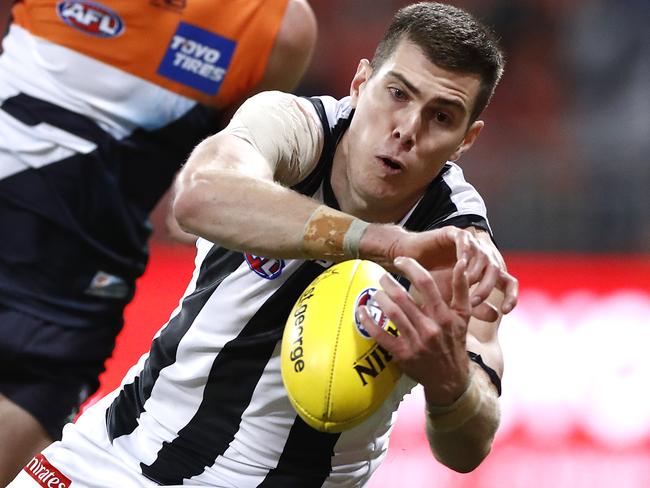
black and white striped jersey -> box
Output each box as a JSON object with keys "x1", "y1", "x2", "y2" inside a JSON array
[{"x1": 99, "y1": 95, "x2": 492, "y2": 487}]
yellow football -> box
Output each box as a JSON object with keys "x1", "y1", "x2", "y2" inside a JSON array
[{"x1": 281, "y1": 259, "x2": 402, "y2": 433}]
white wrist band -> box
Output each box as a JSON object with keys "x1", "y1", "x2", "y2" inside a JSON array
[
  {"x1": 342, "y1": 218, "x2": 370, "y2": 259},
  {"x1": 426, "y1": 372, "x2": 483, "y2": 432},
  {"x1": 302, "y1": 205, "x2": 369, "y2": 260}
]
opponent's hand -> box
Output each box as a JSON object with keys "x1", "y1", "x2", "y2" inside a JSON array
[{"x1": 358, "y1": 256, "x2": 472, "y2": 404}]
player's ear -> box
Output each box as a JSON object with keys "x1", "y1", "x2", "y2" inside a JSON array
[
  {"x1": 450, "y1": 120, "x2": 484, "y2": 161},
  {"x1": 350, "y1": 59, "x2": 372, "y2": 107}
]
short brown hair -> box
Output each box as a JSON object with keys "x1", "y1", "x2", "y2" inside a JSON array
[{"x1": 371, "y1": 2, "x2": 505, "y2": 122}]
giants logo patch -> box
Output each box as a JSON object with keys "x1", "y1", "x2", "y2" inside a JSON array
[
  {"x1": 354, "y1": 288, "x2": 389, "y2": 338},
  {"x1": 157, "y1": 22, "x2": 236, "y2": 95},
  {"x1": 24, "y1": 454, "x2": 71, "y2": 488},
  {"x1": 245, "y1": 253, "x2": 285, "y2": 280},
  {"x1": 56, "y1": 0, "x2": 124, "y2": 38}
]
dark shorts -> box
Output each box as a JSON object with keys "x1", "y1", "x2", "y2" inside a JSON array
[{"x1": 0, "y1": 303, "x2": 121, "y2": 440}]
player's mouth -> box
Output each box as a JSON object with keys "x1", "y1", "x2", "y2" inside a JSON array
[{"x1": 376, "y1": 156, "x2": 404, "y2": 174}]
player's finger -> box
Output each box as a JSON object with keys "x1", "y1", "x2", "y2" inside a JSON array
[
  {"x1": 452, "y1": 227, "x2": 471, "y2": 262},
  {"x1": 386, "y1": 258, "x2": 455, "y2": 337},
  {"x1": 468, "y1": 260, "x2": 500, "y2": 307},
  {"x1": 391, "y1": 257, "x2": 446, "y2": 313},
  {"x1": 464, "y1": 243, "x2": 488, "y2": 286},
  {"x1": 375, "y1": 277, "x2": 426, "y2": 344},
  {"x1": 497, "y1": 270, "x2": 519, "y2": 314},
  {"x1": 450, "y1": 257, "x2": 470, "y2": 314},
  {"x1": 358, "y1": 304, "x2": 401, "y2": 351}
]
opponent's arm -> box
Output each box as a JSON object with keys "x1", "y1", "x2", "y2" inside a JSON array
[
  {"x1": 254, "y1": 0, "x2": 317, "y2": 93},
  {"x1": 1, "y1": 1, "x2": 13, "y2": 43}
]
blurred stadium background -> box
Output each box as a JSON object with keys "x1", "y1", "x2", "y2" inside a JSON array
[{"x1": 75, "y1": 0, "x2": 649, "y2": 486}]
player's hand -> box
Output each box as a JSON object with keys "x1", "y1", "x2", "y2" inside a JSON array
[
  {"x1": 358, "y1": 256, "x2": 472, "y2": 404},
  {"x1": 389, "y1": 226, "x2": 517, "y2": 319}
]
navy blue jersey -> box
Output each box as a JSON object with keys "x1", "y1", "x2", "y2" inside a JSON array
[{"x1": 0, "y1": 1, "x2": 288, "y2": 327}]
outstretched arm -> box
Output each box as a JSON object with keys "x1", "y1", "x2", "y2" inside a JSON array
[
  {"x1": 173, "y1": 92, "x2": 517, "y2": 311},
  {"x1": 359, "y1": 231, "x2": 509, "y2": 472},
  {"x1": 172, "y1": 91, "x2": 326, "y2": 256}
]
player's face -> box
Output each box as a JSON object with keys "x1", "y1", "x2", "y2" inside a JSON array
[{"x1": 334, "y1": 39, "x2": 484, "y2": 223}]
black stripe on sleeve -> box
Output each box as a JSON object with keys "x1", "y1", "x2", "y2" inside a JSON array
[
  {"x1": 290, "y1": 98, "x2": 334, "y2": 197},
  {"x1": 441, "y1": 213, "x2": 490, "y2": 233},
  {"x1": 442, "y1": 214, "x2": 498, "y2": 247},
  {"x1": 140, "y1": 262, "x2": 327, "y2": 485},
  {"x1": 106, "y1": 246, "x2": 243, "y2": 441}
]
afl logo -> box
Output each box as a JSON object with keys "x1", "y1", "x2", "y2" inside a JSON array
[
  {"x1": 354, "y1": 288, "x2": 389, "y2": 338},
  {"x1": 245, "y1": 253, "x2": 285, "y2": 280},
  {"x1": 56, "y1": 1, "x2": 125, "y2": 38}
]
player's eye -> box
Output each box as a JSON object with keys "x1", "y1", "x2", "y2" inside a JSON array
[
  {"x1": 435, "y1": 112, "x2": 450, "y2": 124},
  {"x1": 389, "y1": 87, "x2": 407, "y2": 101}
]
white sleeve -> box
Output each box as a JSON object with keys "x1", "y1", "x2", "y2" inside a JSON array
[{"x1": 222, "y1": 91, "x2": 324, "y2": 186}]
